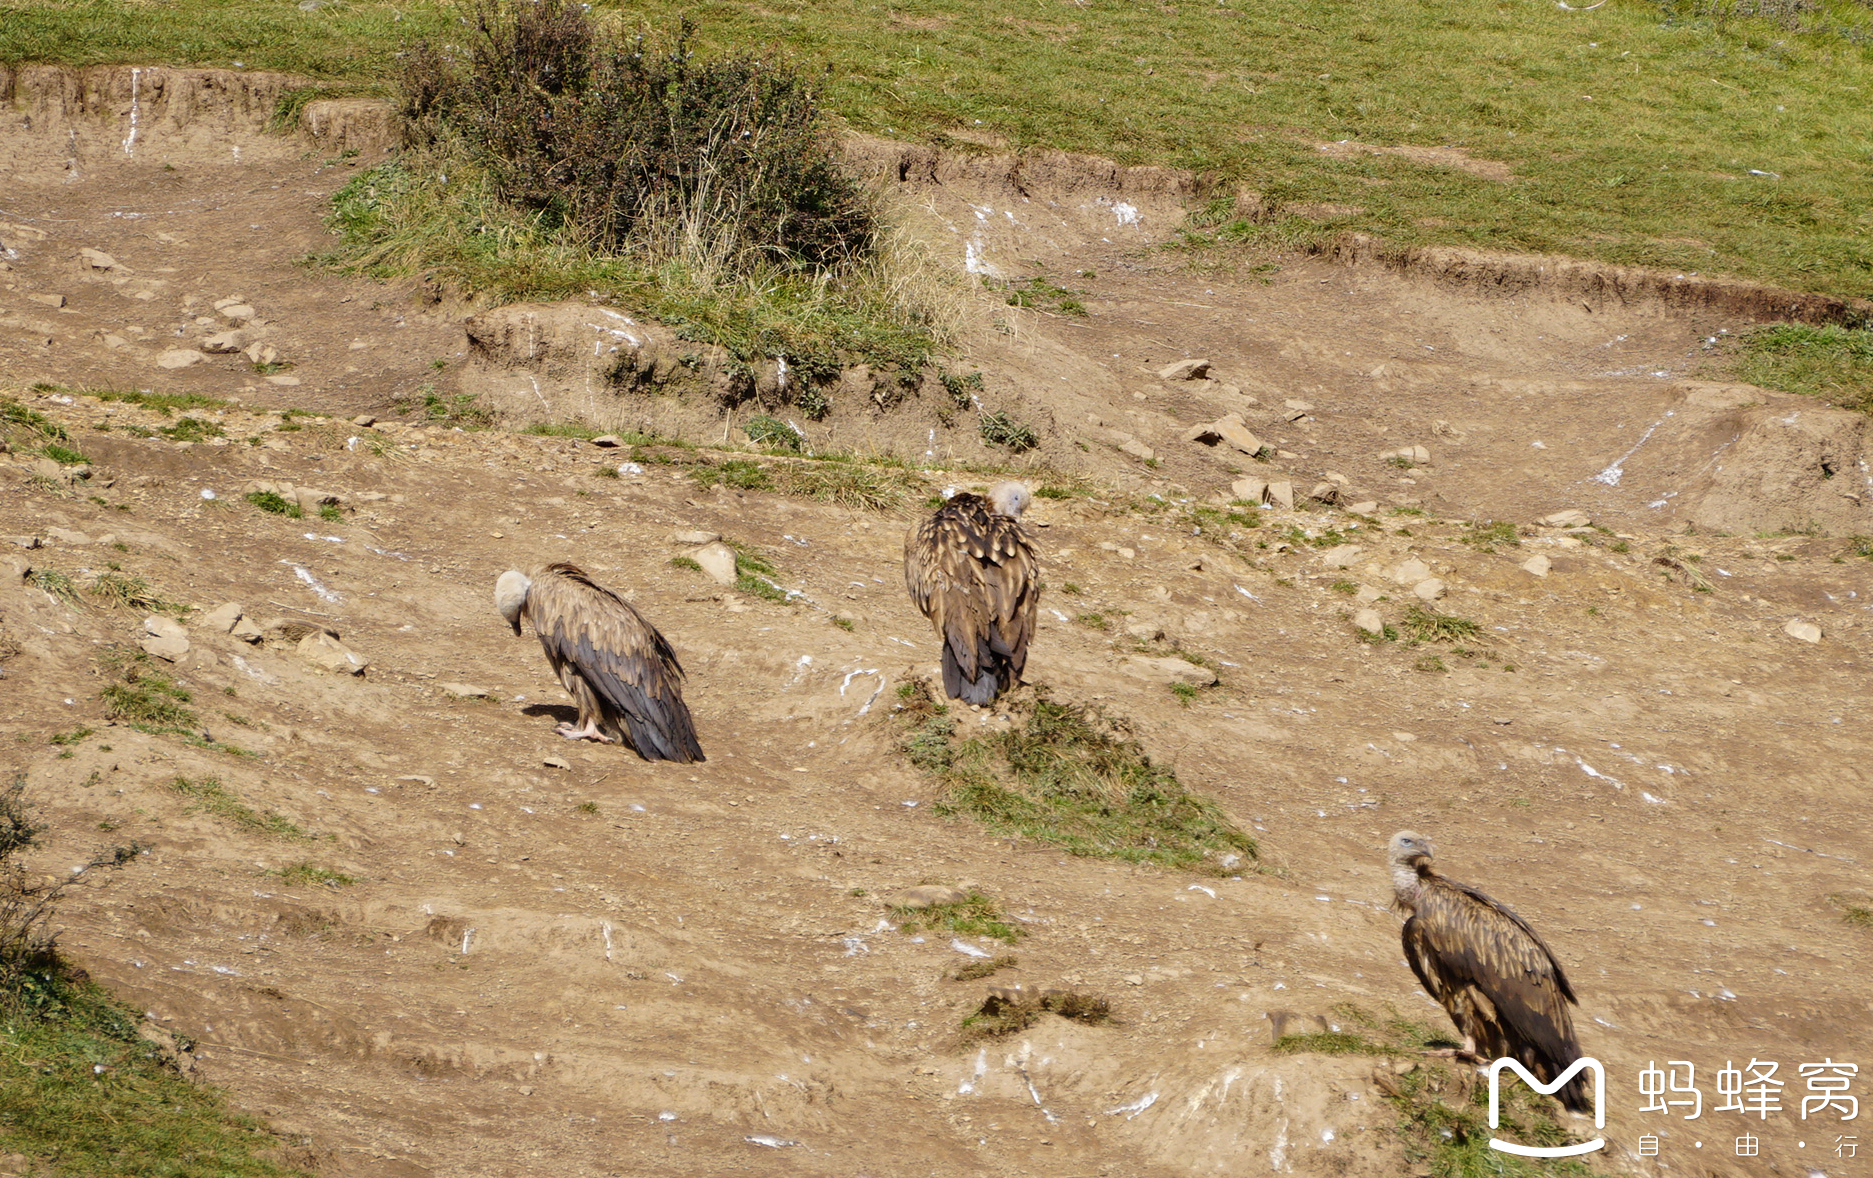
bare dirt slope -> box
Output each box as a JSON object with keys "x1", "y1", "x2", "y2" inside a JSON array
[{"x1": 2, "y1": 67, "x2": 1871, "y2": 1178}]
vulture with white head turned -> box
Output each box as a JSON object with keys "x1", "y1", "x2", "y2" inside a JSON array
[
  {"x1": 904, "y1": 482, "x2": 1040, "y2": 705},
  {"x1": 495, "y1": 563, "x2": 704, "y2": 763},
  {"x1": 1387, "y1": 830, "x2": 1590, "y2": 1113}
]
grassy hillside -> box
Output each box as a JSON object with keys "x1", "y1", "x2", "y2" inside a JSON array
[{"x1": 3, "y1": 0, "x2": 1870, "y2": 301}]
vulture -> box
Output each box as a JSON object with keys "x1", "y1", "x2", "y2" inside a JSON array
[
  {"x1": 903, "y1": 482, "x2": 1040, "y2": 705},
  {"x1": 1387, "y1": 830, "x2": 1590, "y2": 1113},
  {"x1": 494, "y1": 563, "x2": 704, "y2": 763}
]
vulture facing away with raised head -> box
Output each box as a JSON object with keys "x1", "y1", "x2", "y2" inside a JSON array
[
  {"x1": 904, "y1": 482, "x2": 1040, "y2": 705},
  {"x1": 495, "y1": 563, "x2": 705, "y2": 763},
  {"x1": 1388, "y1": 830, "x2": 1590, "y2": 1113}
]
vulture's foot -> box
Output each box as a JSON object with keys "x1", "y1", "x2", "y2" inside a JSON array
[
  {"x1": 1422, "y1": 1047, "x2": 1486, "y2": 1064},
  {"x1": 555, "y1": 721, "x2": 616, "y2": 743}
]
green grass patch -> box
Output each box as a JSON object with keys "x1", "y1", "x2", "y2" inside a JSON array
[
  {"x1": 397, "y1": 387, "x2": 496, "y2": 428},
  {"x1": 895, "y1": 683, "x2": 1256, "y2": 873},
  {"x1": 26, "y1": 568, "x2": 81, "y2": 606},
  {"x1": 978, "y1": 410, "x2": 1039, "y2": 452},
  {"x1": 98, "y1": 662, "x2": 195, "y2": 729},
  {"x1": 158, "y1": 416, "x2": 224, "y2": 443},
  {"x1": 40, "y1": 443, "x2": 90, "y2": 466},
  {"x1": 1, "y1": 398, "x2": 69, "y2": 443},
  {"x1": 669, "y1": 555, "x2": 703, "y2": 572},
  {"x1": 960, "y1": 988, "x2": 1112, "y2": 1041},
  {"x1": 243, "y1": 491, "x2": 302, "y2": 519},
  {"x1": 87, "y1": 571, "x2": 184, "y2": 616},
  {"x1": 689, "y1": 454, "x2": 916, "y2": 511},
  {"x1": 270, "y1": 862, "x2": 356, "y2": 889},
  {"x1": 1401, "y1": 604, "x2": 1483, "y2": 643},
  {"x1": 167, "y1": 777, "x2": 306, "y2": 840},
  {"x1": 950, "y1": 954, "x2": 1017, "y2": 982},
  {"x1": 1459, "y1": 520, "x2": 1521, "y2": 552},
  {"x1": 889, "y1": 889, "x2": 1025, "y2": 944},
  {"x1": 744, "y1": 415, "x2": 806, "y2": 452},
  {"x1": 1729, "y1": 324, "x2": 1873, "y2": 414},
  {"x1": 46, "y1": 728, "x2": 94, "y2": 748}
]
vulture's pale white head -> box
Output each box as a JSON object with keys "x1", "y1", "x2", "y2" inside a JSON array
[
  {"x1": 1388, "y1": 830, "x2": 1435, "y2": 870},
  {"x1": 988, "y1": 481, "x2": 1032, "y2": 519},
  {"x1": 495, "y1": 569, "x2": 532, "y2": 635}
]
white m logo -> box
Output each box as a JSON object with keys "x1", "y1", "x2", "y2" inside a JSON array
[{"x1": 1487, "y1": 1057, "x2": 1607, "y2": 1158}]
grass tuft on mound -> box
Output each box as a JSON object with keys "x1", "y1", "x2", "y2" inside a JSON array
[{"x1": 893, "y1": 682, "x2": 1256, "y2": 873}]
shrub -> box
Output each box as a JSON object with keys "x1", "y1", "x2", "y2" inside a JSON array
[
  {"x1": 402, "y1": 6, "x2": 874, "y2": 271},
  {"x1": 979, "y1": 411, "x2": 1039, "y2": 451}
]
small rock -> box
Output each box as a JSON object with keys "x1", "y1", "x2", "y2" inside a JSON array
[
  {"x1": 79, "y1": 248, "x2": 118, "y2": 270},
  {"x1": 1117, "y1": 436, "x2": 1157, "y2": 461},
  {"x1": 671, "y1": 529, "x2": 720, "y2": 545},
  {"x1": 1265, "y1": 481, "x2": 1294, "y2": 510},
  {"x1": 1380, "y1": 444, "x2": 1432, "y2": 464},
  {"x1": 140, "y1": 633, "x2": 190, "y2": 662},
  {"x1": 293, "y1": 487, "x2": 341, "y2": 515},
  {"x1": 1412, "y1": 578, "x2": 1447, "y2": 602},
  {"x1": 1354, "y1": 585, "x2": 1382, "y2": 603},
  {"x1": 200, "y1": 330, "x2": 249, "y2": 354},
  {"x1": 1347, "y1": 500, "x2": 1379, "y2": 514},
  {"x1": 1116, "y1": 655, "x2": 1217, "y2": 688},
  {"x1": 884, "y1": 884, "x2": 968, "y2": 909},
  {"x1": 1318, "y1": 544, "x2": 1363, "y2": 569},
  {"x1": 1388, "y1": 558, "x2": 1433, "y2": 585},
  {"x1": 1, "y1": 556, "x2": 30, "y2": 583},
  {"x1": 1266, "y1": 1010, "x2": 1329, "y2": 1043},
  {"x1": 199, "y1": 602, "x2": 244, "y2": 632},
  {"x1": 441, "y1": 682, "x2": 492, "y2": 698},
  {"x1": 1125, "y1": 621, "x2": 1167, "y2": 642},
  {"x1": 1521, "y1": 554, "x2": 1552, "y2": 578},
  {"x1": 1123, "y1": 974, "x2": 1145, "y2": 986},
  {"x1": 1181, "y1": 413, "x2": 1262, "y2": 456},
  {"x1": 1283, "y1": 399, "x2": 1315, "y2": 413},
  {"x1": 1282, "y1": 408, "x2": 1309, "y2": 422},
  {"x1": 26, "y1": 292, "x2": 66, "y2": 309},
  {"x1": 244, "y1": 342, "x2": 280, "y2": 365},
  {"x1": 7, "y1": 536, "x2": 43, "y2": 550},
  {"x1": 45, "y1": 526, "x2": 93, "y2": 545},
  {"x1": 1156, "y1": 358, "x2": 1212, "y2": 382},
  {"x1": 1538, "y1": 510, "x2": 1592, "y2": 529},
  {"x1": 155, "y1": 348, "x2": 207, "y2": 370},
  {"x1": 1783, "y1": 619, "x2": 1822, "y2": 644},
  {"x1": 230, "y1": 616, "x2": 264, "y2": 643},
  {"x1": 1353, "y1": 608, "x2": 1384, "y2": 634},
  {"x1": 264, "y1": 374, "x2": 301, "y2": 386},
  {"x1": 143, "y1": 615, "x2": 188, "y2": 641},
  {"x1": 1307, "y1": 481, "x2": 1339, "y2": 505},
  {"x1": 690, "y1": 541, "x2": 738, "y2": 585},
  {"x1": 1230, "y1": 477, "x2": 1267, "y2": 504},
  {"x1": 542, "y1": 756, "x2": 572, "y2": 771},
  {"x1": 218, "y1": 303, "x2": 257, "y2": 321},
  {"x1": 297, "y1": 631, "x2": 368, "y2": 675},
  {"x1": 590, "y1": 434, "x2": 624, "y2": 448},
  {"x1": 351, "y1": 414, "x2": 376, "y2": 427}
]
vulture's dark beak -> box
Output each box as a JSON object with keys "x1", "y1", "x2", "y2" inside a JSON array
[{"x1": 507, "y1": 618, "x2": 523, "y2": 636}]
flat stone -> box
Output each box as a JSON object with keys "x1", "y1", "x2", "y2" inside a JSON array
[
  {"x1": 1783, "y1": 619, "x2": 1822, "y2": 644},
  {"x1": 1354, "y1": 608, "x2": 1384, "y2": 634},
  {"x1": 1538, "y1": 509, "x2": 1592, "y2": 529},
  {"x1": 155, "y1": 348, "x2": 206, "y2": 370},
  {"x1": 671, "y1": 529, "x2": 720, "y2": 545},
  {"x1": 218, "y1": 303, "x2": 257, "y2": 321},
  {"x1": 542, "y1": 756, "x2": 572, "y2": 770},
  {"x1": 1388, "y1": 558, "x2": 1434, "y2": 585},
  {"x1": 143, "y1": 615, "x2": 187, "y2": 641},
  {"x1": 79, "y1": 248, "x2": 118, "y2": 270},
  {"x1": 884, "y1": 884, "x2": 968, "y2": 909},
  {"x1": 1118, "y1": 436, "x2": 1157, "y2": 461},
  {"x1": 441, "y1": 682, "x2": 492, "y2": 698},
  {"x1": 1380, "y1": 444, "x2": 1431, "y2": 464},
  {"x1": 1283, "y1": 399, "x2": 1316, "y2": 413},
  {"x1": 7, "y1": 536, "x2": 43, "y2": 550},
  {"x1": 1412, "y1": 578, "x2": 1447, "y2": 602},
  {"x1": 297, "y1": 631, "x2": 369, "y2": 675},
  {"x1": 1319, "y1": 544, "x2": 1363, "y2": 569},
  {"x1": 244, "y1": 342, "x2": 280, "y2": 365},
  {"x1": 590, "y1": 434, "x2": 624, "y2": 448},
  {"x1": 1116, "y1": 654, "x2": 1218, "y2": 687},
  {"x1": 1182, "y1": 413, "x2": 1262, "y2": 456},
  {"x1": 200, "y1": 330, "x2": 249, "y2": 354},
  {"x1": 1307, "y1": 481, "x2": 1339, "y2": 505},
  {"x1": 1156, "y1": 358, "x2": 1212, "y2": 382},
  {"x1": 1354, "y1": 586, "x2": 1382, "y2": 603},
  {"x1": 1, "y1": 557, "x2": 30, "y2": 583},
  {"x1": 293, "y1": 487, "x2": 340, "y2": 514},
  {"x1": 1348, "y1": 500, "x2": 1379, "y2": 514},
  {"x1": 45, "y1": 526, "x2": 92, "y2": 545},
  {"x1": 1265, "y1": 481, "x2": 1295, "y2": 510},
  {"x1": 1230, "y1": 477, "x2": 1267, "y2": 503},
  {"x1": 351, "y1": 415, "x2": 376, "y2": 427},
  {"x1": 26, "y1": 292, "x2": 65, "y2": 309},
  {"x1": 230, "y1": 616, "x2": 264, "y2": 643},
  {"x1": 690, "y1": 541, "x2": 738, "y2": 585},
  {"x1": 140, "y1": 634, "x2": 190, "y2": 662},
  {"x1": 1521, "y1": 554, "x2": 1552, "y2": 578},
  {"x1": 199, "y1": 602, "x2": 244, "y2": 632},
  {"x1": 264, "y1": 374, "x2": 301, "y2": 386}
]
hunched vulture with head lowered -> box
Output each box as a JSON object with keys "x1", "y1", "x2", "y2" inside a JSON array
[
  {"x1": 904, "y1": 482, "x2": 1040, "y2": 705},
  {"x1": 1387, "y1": 830, "x2": 1590, "y2": 1113},
  {"x1": 494, "y1": 563, "x2": 705, "y2": 763}
]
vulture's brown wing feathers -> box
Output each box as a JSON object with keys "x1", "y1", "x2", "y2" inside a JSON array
[
  {"x1": 904, "y1": 494, "x2": 1040, "y2": 704},
  {"x1": 527, "y1": 563, "x2": 704, "y2": 763},
  {"x1": 1403, "y1": 876, "x2": 1587, "y2": 1111}
]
